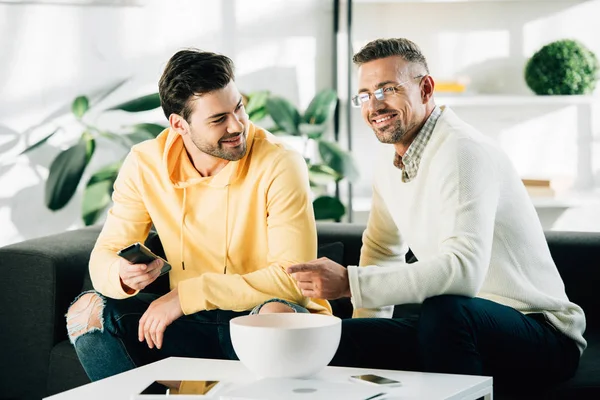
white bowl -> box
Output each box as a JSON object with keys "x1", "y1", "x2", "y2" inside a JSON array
[{"x1": 229, "y1": 313, "x2": 341, "y2": 378}]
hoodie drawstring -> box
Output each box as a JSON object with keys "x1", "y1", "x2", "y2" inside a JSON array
[
  {"x1": 180, "y1": 187, "x2": 186, "y2": 270},
  {"x1": 224, "y1": 185, "x2": 229, "y2": 274}
]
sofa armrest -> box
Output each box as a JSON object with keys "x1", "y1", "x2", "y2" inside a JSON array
[{"x1": 0, "y1": 226, "x2": 101, "y2": 400}]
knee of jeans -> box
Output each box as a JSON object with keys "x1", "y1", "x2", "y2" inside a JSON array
[
  {"x1": 257, "y1": 301, "x2": 296, "y2": 314},
  {"x1": 66, "y1": 292, "x2": 105, "y2": 345},
  {"x1": 420, "y1": 295, "x2": 473, "y2": 332}
]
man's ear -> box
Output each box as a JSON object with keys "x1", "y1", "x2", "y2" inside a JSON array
[
  {"x1": 421, "y1": 75, "x2": 435, "y2": 103},
  {"x1": 169, "y1": 113, "x2": 188, "y2": 136}
]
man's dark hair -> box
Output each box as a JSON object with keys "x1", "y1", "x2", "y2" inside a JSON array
[
  {"x1": 353, "y1": 38, "x2": 429, "y2": 74},
  {"x1": 159, "y1": 48, "x2": 235, "y2": 122}
]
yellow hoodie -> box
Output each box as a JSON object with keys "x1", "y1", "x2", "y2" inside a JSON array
[{"x1": 89, "y1": 122, "x2": 331, "y2": 315}]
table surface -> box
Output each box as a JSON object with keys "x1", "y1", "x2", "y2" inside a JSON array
[{"x1": 44, "y1": 357, "x2": 492, "y2": 400}]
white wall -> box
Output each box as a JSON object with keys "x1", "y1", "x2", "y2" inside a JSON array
[
  {"x1": 0, "y1": 0, "x2": 334, "y2": 246},
  {"x1": 1, "y1": 0, "x2": 599, "y2": 246},
  {"x1": 347, "y1": 0, "x2": 600, "y2": 231}
]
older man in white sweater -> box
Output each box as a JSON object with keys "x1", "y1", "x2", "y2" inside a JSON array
[{"x1": 288, "y1": 38, "x2": 584, "y2": 390}]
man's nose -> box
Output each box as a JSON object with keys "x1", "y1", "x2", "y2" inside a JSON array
[
  {"x1": 227, "y1": 114, "x2": 244, "y2": 133},
  {"x1": 365, "y1": 95, "x2": 385, "y2": 114}
]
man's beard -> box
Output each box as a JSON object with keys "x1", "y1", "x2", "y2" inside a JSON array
[
  {"x1": 192, "y1": 130, "x2": 247, "y2": 161},
  {"x1": 371, "y1": 114, "x2": 418, "y2": 145}
]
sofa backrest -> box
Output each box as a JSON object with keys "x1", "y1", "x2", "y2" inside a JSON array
[
  {"x1": 545, "y1": 231, "x2": 600, "y2": 329},
  {"x1": 316, "y1": 222, "x2": 600, "y2": 329}
]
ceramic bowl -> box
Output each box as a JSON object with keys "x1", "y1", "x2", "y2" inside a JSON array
[{"x1": 229, "y1": 313, "x2": 342, "y2": 378}]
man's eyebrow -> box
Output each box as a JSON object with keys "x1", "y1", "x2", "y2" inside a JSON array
[
  {"x1": 358, "y1": 80, "x2": 397, "y2": 93},
  {"x1": 206, "y1": 97, "x2": 243, "y2": 120},
  {"x1": 206, "y1": 111, "x2": 227, "y2": 120}
]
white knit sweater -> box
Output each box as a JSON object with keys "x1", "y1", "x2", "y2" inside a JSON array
[{"x1": 348, "y1": 106, "x2": 586, "y2": 353}]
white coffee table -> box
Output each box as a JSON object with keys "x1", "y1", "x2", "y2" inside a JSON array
[{"x1": 43, "y1": 357, "x2": 492, "y2": 400}]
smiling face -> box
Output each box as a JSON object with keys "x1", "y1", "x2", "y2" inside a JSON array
[
  {"x1": 178, "y1": 81, "x2": 249, "y2": 162},
  {"x1": 357, "y1": 56, "x2": 429, "y2": 145}
]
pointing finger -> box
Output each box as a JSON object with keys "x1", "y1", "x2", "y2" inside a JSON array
[
  {"x1": 290, "y1": 271, "x2": 315, "y2": 283},
  {"x1": 287, "y1": 264, "x2": 318, "y2": 274}
]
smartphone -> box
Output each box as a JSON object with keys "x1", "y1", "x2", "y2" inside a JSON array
[
  {"x1": 131, "y1": 380, "x2": 224, "y2": 399},
  {"x1": 117, "y1": 242, "x2": 172, "y2": 276},
  {"x1": 349, "y1": 374, "x2": 402, "y2": 387}
]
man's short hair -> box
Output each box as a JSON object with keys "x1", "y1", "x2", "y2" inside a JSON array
[
  {"x1": 159, "y1": 49, "x2": 235, "y2": 122},
  {"x1": 353, "y1": 38, "x2": 429, "y2": 74}
]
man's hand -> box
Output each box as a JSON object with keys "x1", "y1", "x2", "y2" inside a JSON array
[
  {"x1": 119, "y1": 258, "x2": 163, "y2": 293},
  {"x1": 287, "y1": 257, "x2": 351, "y2": 300},
  {"x1": 138, "y1": 287, "x2": 183, "y2": 350}
]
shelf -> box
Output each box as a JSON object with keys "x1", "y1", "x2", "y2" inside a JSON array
[
  {"x1": 352, "y1": 193, "x2": 595, "y2": 213},
  {"x1": 434, "y1": 94, "x2": 600, "y2": 107}
]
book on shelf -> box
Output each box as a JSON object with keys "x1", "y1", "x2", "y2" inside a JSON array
[{"x1": 522, "y1": 179, "x2": 555, "y2": 197}]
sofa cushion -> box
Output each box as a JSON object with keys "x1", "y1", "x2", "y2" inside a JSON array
[
  {"x1": 552, "y1": 331, "x2": 600, "y2": 398},
  {"x1": 495, "y1": 332, "x2": 600, "y2": 399},
  {"x1": 46, "y1": 340, "x2": 89, "y2": 397}
]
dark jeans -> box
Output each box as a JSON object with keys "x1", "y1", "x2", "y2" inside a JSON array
[
  {"x1": 71, "y1": 292, "x2": 249, "y2": 381},
  {"x1": 331, "y1": 295, "x2": 580, "y2": 392}
]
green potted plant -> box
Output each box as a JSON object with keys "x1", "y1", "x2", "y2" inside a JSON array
[
  {"x1": 244, "y1": 89, "x2": 358, "y2": 221},
  {"x1": 525, "y1": 39, "x2": 600, "y2": 95},
  {"x1": 20, "y1": 81, "x2": 165, "y2": 226}
]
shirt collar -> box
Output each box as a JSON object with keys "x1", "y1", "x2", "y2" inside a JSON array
[{"x1": 393, "y1": 105, "x2": 442, "y2": 182}]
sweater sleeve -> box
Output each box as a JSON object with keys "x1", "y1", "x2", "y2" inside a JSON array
[
  {"x1": 348, "y1": 139, "x2": 500, "y2": 309},
  {"x1": 351, "y1": 179, "x2": 408, "y2": 318},
  {"x1": 177, "y1": 151, "x2": 330, "y2": 314},
  {"x1": 89, "y1": 150, "x2": 152, "y2": 299}
]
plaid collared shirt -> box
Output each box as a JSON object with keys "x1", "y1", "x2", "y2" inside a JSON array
[{"x1": 393, "y1": 106, "x2": 442, "y2": 182}]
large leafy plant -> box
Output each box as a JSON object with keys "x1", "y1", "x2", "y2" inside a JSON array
[
  {"x1": 244, "y1": 89, "x2": 358, "y2": 220},
  {"x1": 21, "y1": 81, "x2": 165, "y2": 226}
]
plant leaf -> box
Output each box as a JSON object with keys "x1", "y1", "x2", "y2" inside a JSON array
[
  {"x1": 313, "y1": 195, "x2": 346, "y2": 220},
  {"x1": 299, "y1": 123, "x2": 326, "y2": 140},
  {"x1": 45, "y1": 133, "x2": 95, "y2": 211},
  {"x1": 123, "y1": 131, "x2": 154, "y2": 145},
  {"x1": 317, "y1": 140, "x2": 359, "y2": 182},
  {"x1": 108, "y1": 93, "x2": 161, "y2": 112},
  {"x1": 84, "y1": 131, "x2": 95, "y2": 158},
  {"x1": 303, "y1": 89, "x2": 337, "y2": 125},
  {"x1": 308, "y1": 164, "x2": 341, "y2": 186},
  {"x1": 248, "y1": 107, "x2": 268, "y2": 122},
  {"x1": 130, "y1": 123, "x2": 167, "y2": 137},
  {"x1": 72, "y1": 96, "x2": 90, "y2": 119},
  {"x1": 266, "y1": 125, "x2": 285, "y2": 135},
  {"x1": 88, "y1": 160, "x2": 122, "y2": 185},
  {"x1": 82, "y1": 160, "x2": 122, "y2": 225},
  {"x1": 245, "y1": 91, "x2": 269, "y2": 116},
  {"x1": 265, "y1": 96, "x2": 301, "y2": 135},
  {"x1": 19, "y1": 128, "x2": 60, "y2": 155}
]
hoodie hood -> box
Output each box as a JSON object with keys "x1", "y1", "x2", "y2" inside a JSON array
[
  {"x1": 156, "y1": 122, "x2": 257, "y2": 271},
  {"x1": 160, "y1": 122, "x2": 257, "y2": 189}
]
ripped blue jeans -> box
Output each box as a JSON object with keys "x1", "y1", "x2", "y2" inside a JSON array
[{"x1": 66, "y1": 290, "x2": 308, "y2": 381}]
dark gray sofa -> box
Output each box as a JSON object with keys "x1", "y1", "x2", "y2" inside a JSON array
[{"x1": 0, "y1": 223, "x2": 598, "y2": 399}]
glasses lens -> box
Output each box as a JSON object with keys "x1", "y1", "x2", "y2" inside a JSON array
[
  {"x1": 351, "y1": 95, "x2": 362, "y2": 107},
  {"x1": 374, "y1": 88, "x2": 386, "y2": 100}
]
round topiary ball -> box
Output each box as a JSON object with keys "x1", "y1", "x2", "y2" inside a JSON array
[{"x1": 525, "y1": 39, "x2": 599, "y2": 95}]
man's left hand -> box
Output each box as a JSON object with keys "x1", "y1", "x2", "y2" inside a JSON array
[
  {"x1": 287, "y1": 257, "x2": 351, "y2": 300},
  {"x1": 138, "y1": 287, "x2": 183, "y2": 350}
]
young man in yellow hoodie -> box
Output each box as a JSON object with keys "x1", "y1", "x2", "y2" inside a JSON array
[{"x1": 65, "y1": 49, "x2": 330, "y2": 381}]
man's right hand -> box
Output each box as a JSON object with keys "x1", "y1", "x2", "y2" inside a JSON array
[{"x1": 119, "y1": 258, "x2": 164, "y2": 293}]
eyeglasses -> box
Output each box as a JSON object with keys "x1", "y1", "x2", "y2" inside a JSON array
[{"x1": 351, "y1": 75, "x2": 425, "y2": 107}]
